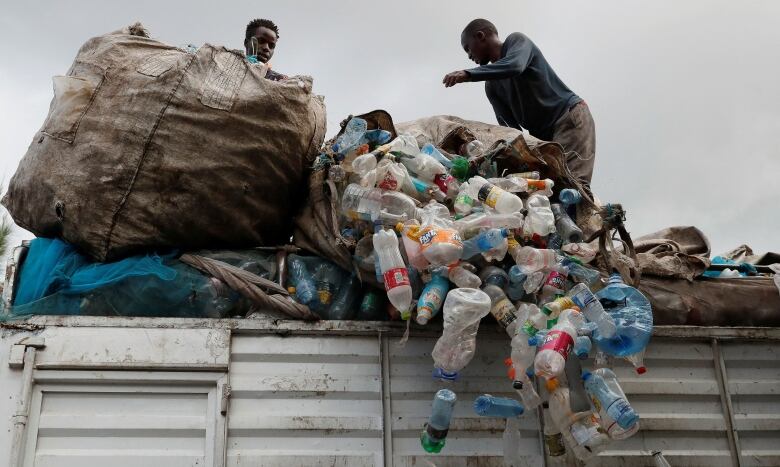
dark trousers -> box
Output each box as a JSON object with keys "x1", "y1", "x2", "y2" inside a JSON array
[{"x1": 551, "y1": 101, "x2": 596, "y2": 188}]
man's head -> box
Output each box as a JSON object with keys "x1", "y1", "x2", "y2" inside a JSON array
[
  {"x1": 244, "y1": 18, "x2": 280, "y2": 63},
  {"x1": 461, "y1": 19, "x2": 501, "y2": 65}
]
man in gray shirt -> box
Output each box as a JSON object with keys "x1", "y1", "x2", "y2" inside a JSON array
[{"x1": 443, "y1": 19, "x2": 595, "y2": 188}]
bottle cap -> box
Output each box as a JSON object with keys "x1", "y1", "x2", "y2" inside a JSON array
[
  {"x1": 581, "y1": 371, "x2": 592, "y2": 381},
  {"x1": 287, "y1": 286, "x2": 296, "y2": 294},
  {"x1": 636, "y1": 366, "x2": 647, "y2": 375},
  {"x1": 503, "y1": 357, "x2": 513, "y2": 367},
  {"x1": 451, "y1": 157, "x2": 470, "y2": 181},
  {"x1": 545, "y1": 378, "x2": 560, "y2": 392}
]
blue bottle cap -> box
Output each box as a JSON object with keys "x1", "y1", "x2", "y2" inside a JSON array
[
  {"x1": 432, "y1": 368, "x2": 460, "y2": 381},
  {"x1": 582, "y1": 371, "x2": 592, "y2": 381}
]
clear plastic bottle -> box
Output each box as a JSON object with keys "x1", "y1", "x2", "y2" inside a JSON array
[
  {"x1": 453, "y1": 182, "x2": 475, "y2": 215},
  {"x1": 542, "y1": 296, "x2": 576, "y2": 319},
  {"x1": 431, "y1": 288, "x2": 491, "y2": 381},
  {"x1": 523, "y1": 271, "x2": 546, "y2": 294},
  {"x1": 488, "y1": 176, "x2": 529, "y2": 193},
  {"x1": 418, "y1": 202, "x2": 463, "y2": 267},
  {"x1": 355, "y1": 290, "x2": 385, "y2": 321},
  {"x1": 507, "y1": 237, "x2": 558, "y2": 273},
  {"x1": 562, "y1": 242, "x2": 598, "y2": 264},
  {"x1": 473, "y1": 395, "x2": 524, "y2": 417},
  {"x1": 569, "y1": 283, "x2": 617, "y2": 339},
  {"x1": 559, "y1": 188, "x2": 582, "y2": 206},
  {"x1": 314, "y1": 261, "x2": 342, "y2": 311},
  {"x1": 593, "y1": 273, "x2": 652, "y2": 371},
  {"x1": 534, "y1": 309, "x2": 581, "y2": 380},
  {"x1": 464, "y1": 140, "x2": 485, "y2": 158},
  {"x1": 454, "y1": 212, "x2": 524, "y2": 237},
  {"x1": 448, "y1": 263, "x2": 482, "y2": 288},
  {"x1": 562, "y1": 257, "x2": 601, "y2": 286},
  {"x1": 332, "y1": 117, "x2": 368, "y2": 156},
  {"x1": 510, "y1": 170, "x2": 540, "y2": 180},
  {"x1": 510, "y1": 315, "x2": 543, "y2": 410},
  {"x1": 351, "y1": 143, "x2": 392, "y2": 176},
  {"x1": 342, "y1": 184, "x2": 420, "y2": 223},
  {"x1": 421, "y1": 143, "x2": 453, "y2": 169},
  {"x1": 526, "y1": 179, "x2": 554, "y2": 197},
  {"x1": 466, "y1": 176, "x2": 524, "y2": 214},
  {"x1": 503, "y1": 417, "x2": 523, "y2": 467},
  {"x1": 551, "y1": 203, "x2": 584, "y2": 244},
  {"x1": 373, "y1": 229, "x2": 413, "y2": 320},
  {"x1": 388, "y1": 134, "x2": 420, "y2": 157},
  {"x1": 483, "y1": 284, "x2": 519, "y2": 336},
  {"x1": 420, "y1": 389, "x2": 456, "y2": 453},
  {"x1": 574, "y1": 336, "x2": 592, "y2": 359},
  {"x1": 523, "y1": 194, "x2": 556, "y2": 238},
  {"x1": 287, "y1": 255, "x2": 317, "y2": 308},
  {"x1": 399, "y1": 148, "x2": 447, "y2": 182},
  {"x1": 395, "y1": 221, "x2": 429, "y2": 271},
  {"x1": 546, "y1": 379, "x2": 609, "y2": 461},
  {"x1": 460, "y1": 228, "x2": 509, "y2": 259},
  {"x1": 479, "y1": 266, "x2": 510, "y2": 289},
  {"x1": 583, "y1": 368, "x2": 640, "y2": 435},
  {"x1": 416, "y1": 270, "x2": 450, "y2": 325}
]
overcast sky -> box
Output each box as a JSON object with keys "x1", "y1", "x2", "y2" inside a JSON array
[{"x1": 1, "y1": 0, "x2": 778, "y2": 255}]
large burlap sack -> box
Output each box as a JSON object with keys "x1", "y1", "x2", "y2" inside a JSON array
[{"x1": 3, "y1": 23, "x2": 326, "y2": 262}]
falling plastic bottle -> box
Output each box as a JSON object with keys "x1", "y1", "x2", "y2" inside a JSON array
[
  {"x1": 569, "y1": 283, "x2": 617, "y2": 339},
  {"x1": 420, "y1": 389, "x2": 457, "y2": 453},
  {"x1": 473, "y1": 395, "x2": 524, "y2": 417},
  {"x1": 593, "y1": 273, "x2": 653, "y2": 373},
  {"x1": 416, "y1": 270, "x2": 450, "y2": 325},
  {"x1": 534, "y1": 309, "x2": 581, "y2": 380},
  {"x1": 431, "y1": 288, "x2": 491, "y2": 381},
  {"x1": 546, "y1": 378, "x2": 609, "y2": 461},
  {"x1": 373, "y1": 229, "x2": 413, "y2": 320},
  {"x1": 583, "y1": 368, "x2": 640, "y2": 435}
]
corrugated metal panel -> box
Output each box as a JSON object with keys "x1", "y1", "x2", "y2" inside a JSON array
[
  {"x1": 22, "y1": 371, "x2": 225, "y2": 467},
  {"x1": 388, "y1": 334, "x2": 543, "y2": 466},
  {"x1": 722, "y1": 341, "x2": 780, "y2": 467},
  {"x1": 588, "y1": 338, "x2": 733, "y2": 467},
  {"x1": 227, "y1": 335, "x2": 384, "y2": 466}
]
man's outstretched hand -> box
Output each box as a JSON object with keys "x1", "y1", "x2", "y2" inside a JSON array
[{"x1": 443, "y1": 70, "x2": 470, "y2": 88}]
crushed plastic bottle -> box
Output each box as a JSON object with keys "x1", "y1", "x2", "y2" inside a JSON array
[
  {"x1": 551, "y1": 203, "x2": 584, "y2": 244},
  {"x1": 508, "y1": 237, "x2": 558, "y2": 273},
  {"x1": 583, "y1": 368, "x2": 640, "y2": 435},
  {"x1": 328, "y1": 273, "x2": 360, "y2": 320},
  {"x1": 431, "y1": 288, "x2": 491, "y2": 381},
  {"x1": 343, "y1": 184, "x2": 423, "y2": 224},
  {"x1": 332, "y1": 117, "x2": 368, "y2": 156},
  {"x1": 453, "y1": 182, "x2": 475, "y2": 215},
  {"x1": 466, "y1": 176, "x2": 523, "y2": 214},
  {"x1": 461, "y1": 228, "x2": 509, "y2": 259},
  {"x1": 483, "y1": 284, "x2": 519, "y2": 335},
  {"x1": 574, "y1": 335, "x2": 592, "y2": 359},
  {"x1": 562, "y1": 242, "x2": 598, "y2": 264},
  {"x1": 448, "y1": 263, "x2": 482, "y2": 288},
  {"x1": 534, "y1": 308, "x2": 581, "y2": 380},
  {"x1": 593, "y1": 273, "x2": 653, "y2": 373},
  {"x1": 523, "y1": 194, "x2": 556, "y2": 237},
  {"x1": 420, "y1": 389, "x2": 456, "y2": 453},
  {"x1": 540, "y1": 263, "x2": 568, "y2": 303},
  {"x1": 569, "y1": 283, "x2": 617, "y2": 339},
  {"x1": 473, "y1": 395, "x2": 524, "y2": 417},
  {"x1": 526, "y1": 178, "x2": 554, "y2": 197},
  {"x1": 373, "y1": 229, "x2": 413, "y2": 320},
  {"x1": 546, "y1": 378, "x2": 609, "y2": 461},
  {"x1": 480, "y1": 266, "x2": 510, "y2": 289},
  {"x1": 314, "y1": 261, "x2": 341, "y2": 310},
  {"x1": 418, "y1": 202, "x2": 463, "y2": 267},
  {"x1": 506, "y1": 265, "x2": 527, "y2": 301},
  {"x1": 454, "y1": 212, "x2": 524, "y2": 238},
  {"x1": 562, "y1": 257, "x2": 601, "y2": 286},
  {"x1": 287, "y1": 255, "x2": 317, "y2": 309}
]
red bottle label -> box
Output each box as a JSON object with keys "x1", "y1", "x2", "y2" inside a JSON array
[
  {"x1": 540, "y1": 330, "x2": 574, "y2": 360},
  {"x1": 434, "y1": 173, "x2": 454, "y2": 193},
  {"x1": 545, "y1": 271, "x2": 566, "y2": 290},
  {"x1": 383, "y1": 267, "x2": 410, "y2": 291}
]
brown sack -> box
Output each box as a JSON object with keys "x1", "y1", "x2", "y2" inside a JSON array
[{"x1": 2, "y1": 24, "x2": 326, "y2": 262}]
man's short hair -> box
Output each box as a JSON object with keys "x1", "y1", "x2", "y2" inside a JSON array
[
  {"x1": 462, "y1": 19, "x2": 498, "y2": 38},
  {"x1": 244, "y1": 18, "x2": 280, "y2": 45}
]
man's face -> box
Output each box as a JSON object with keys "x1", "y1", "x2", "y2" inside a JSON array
[
  {"x1": 246, "y1": 26, "x2": 278, "y2": 63},
  {"x1": 461, "y1": 31, "x2": 490, "y2": 66}
]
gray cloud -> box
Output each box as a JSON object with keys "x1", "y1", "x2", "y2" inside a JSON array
[{"x1": 1, "y1": 0, "x2": 778, "y2": 255}]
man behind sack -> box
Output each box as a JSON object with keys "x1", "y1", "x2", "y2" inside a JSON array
[
  {"x1": 443, "y1": 19, "x2": 595, "y2": 189},
  {"x1": 244, "y1": 18, "x2": 288, "y2": 81}
]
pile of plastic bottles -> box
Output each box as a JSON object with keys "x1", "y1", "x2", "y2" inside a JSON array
[{"x1": 290, "y1": 117, "x2": 654, "y2": 461}]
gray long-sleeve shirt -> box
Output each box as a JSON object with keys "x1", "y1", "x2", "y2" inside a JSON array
[{"x1": 466, "y1": 32, "x2": 581, "y2": 141}]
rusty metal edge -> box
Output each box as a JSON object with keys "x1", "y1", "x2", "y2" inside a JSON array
[{"x1": 3, "y1": 316, "x2": 780, "y2": 340}]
